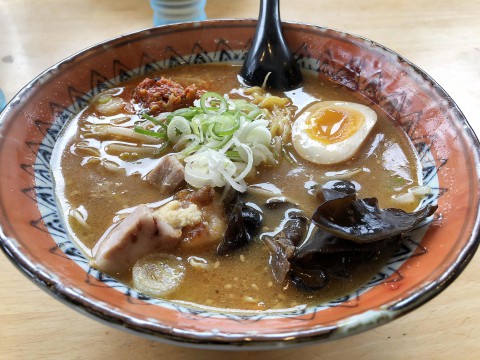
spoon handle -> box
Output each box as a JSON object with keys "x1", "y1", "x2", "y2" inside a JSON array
[
  {"x1": 259, "y1": 0, "x2": 281, "y2": 38},
  {"x1": 240, "y1": 0, "x2": 302, "y2": 90}
]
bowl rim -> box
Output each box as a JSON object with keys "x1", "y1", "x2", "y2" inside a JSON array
[{"x1": 1, "y1": 18, "x2": 480, "y2": 350}]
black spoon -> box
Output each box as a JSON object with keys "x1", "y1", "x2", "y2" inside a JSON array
[{"x1": 239, "y1": 0, "x2": 303, "y2": 91}]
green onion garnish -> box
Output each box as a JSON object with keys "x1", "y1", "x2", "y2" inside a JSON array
[
  {"x1": 134, "y1": 126, "x2": 168, "y2": 140},
  {"x1": 142, "y1": 113, "x2": 168, "y2": 130}
]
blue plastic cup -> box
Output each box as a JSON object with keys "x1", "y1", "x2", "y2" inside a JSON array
[
  {"x1": 150, "y1": 0, "x2": 207, "y2": 26},
  {"x1": 0, "y1": 89, "x2": 6, "y2": 112}
]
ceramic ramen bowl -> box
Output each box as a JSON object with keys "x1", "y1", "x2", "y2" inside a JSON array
[{"x1": 0, "y1": 20, "x2": 479, "y2": 349}]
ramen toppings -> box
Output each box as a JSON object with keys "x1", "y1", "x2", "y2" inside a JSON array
[
  {"x1": 53, "y1": 64, "x2": 435, "y2": 311},
  {"x1": 133, "y1": 77, "x2": 202, "y2": 115}
]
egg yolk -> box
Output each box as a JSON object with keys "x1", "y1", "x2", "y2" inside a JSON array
[{"x1": 305, "y1": 106, "x2": 365, "y2": 144}]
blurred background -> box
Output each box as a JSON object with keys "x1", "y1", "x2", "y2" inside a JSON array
[
  {"x1": 0, "y1": 0, "x2": 479, "y2": 359},
  {"x1": 0, "y1": 0, "x2": 478, "y2": 123}
]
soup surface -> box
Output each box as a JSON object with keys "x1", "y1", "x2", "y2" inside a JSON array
[{"x1": 52, "y1": 64, "x2": 425, "y2": 312}]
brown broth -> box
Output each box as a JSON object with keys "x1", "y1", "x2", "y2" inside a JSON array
[{"x1": 52, "y1": 64, "x2": 421, "y2": 311}]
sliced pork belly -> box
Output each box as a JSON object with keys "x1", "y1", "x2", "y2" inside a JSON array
[
  {"x1": 92, "y1": 204, "x2": 182, "y2": 274},
  {"x1": 146, "y1": 154, "x2": 185, "y2": 194}
]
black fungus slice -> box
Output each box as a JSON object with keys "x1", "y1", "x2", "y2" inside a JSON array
[
  {"x1": 290, "y1": 263, "x2": 330, "y2": 291},
  {"x1": 283, "y1": 215, "x2": 308, "y2": 246},
  {"x1": 321, "y1": 179, "x2": 357, "y2": 202},
  {"x1": 263, "y1": 213, "x2": 309, "y2": 283},
  {"x1": 264, "y1": 235, "x2": 296, "y2": 283},
  {"x1": 289, "y1": 229, "x2": 401, "y2": 291},
  {"x1": 264, "y1": 197, "x2": 292, "y2": 210},
  {"x1": 217, "y1": 199, "x2": 263, "y2": 255},
  {"x1": 312, "y1": 181, "x2": 437, "y2": 243},
  {"x1": 292, "y1": 229, "x2": 398, "y2": 268},
  {"x1": 242, "y1": 204, "x2": 263, "y2": 238}
]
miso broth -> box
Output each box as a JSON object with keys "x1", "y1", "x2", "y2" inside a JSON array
[{"x1": 52, "y1": 64, "x2": 425, "y2": 311}]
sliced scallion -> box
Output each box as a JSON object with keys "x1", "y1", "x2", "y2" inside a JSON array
[
  {"x1": 134, "y1": 126, "x2": 168, "y2": 140},
  {"x1": 167, "y1": 116, "x2": 192, "y2": 143},
  {"x1": 200, "y1": 92, "x2": 227, "y2": 115},
  {"x1": 171, "y1": 107, "x2": 201, "y2": 120},
  {"x1": 225, "y1": 150, "x2": 242, "y2": 161},
  {"x1": 212, "y1": 113, "x2": 240, "y2": 136},
  {"x1": 142, "y1": 113, "x2": 161, "y2": 124}
]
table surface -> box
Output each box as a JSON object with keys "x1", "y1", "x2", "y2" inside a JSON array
[{"x1": 1, "y1": 0, "x2": 479, "y2": 358}]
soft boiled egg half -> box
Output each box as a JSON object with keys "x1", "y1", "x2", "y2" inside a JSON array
[{"x1": 292, "y1": 101, "x2": 377, "y2": 164}]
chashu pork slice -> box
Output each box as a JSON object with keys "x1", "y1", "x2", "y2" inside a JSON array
[
  {"x1": 146, "y1": 154, "x2": 185, "y2": 195},
  {"x1": 92, "y1": 204, "x2": 182, "y2": 274}
]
